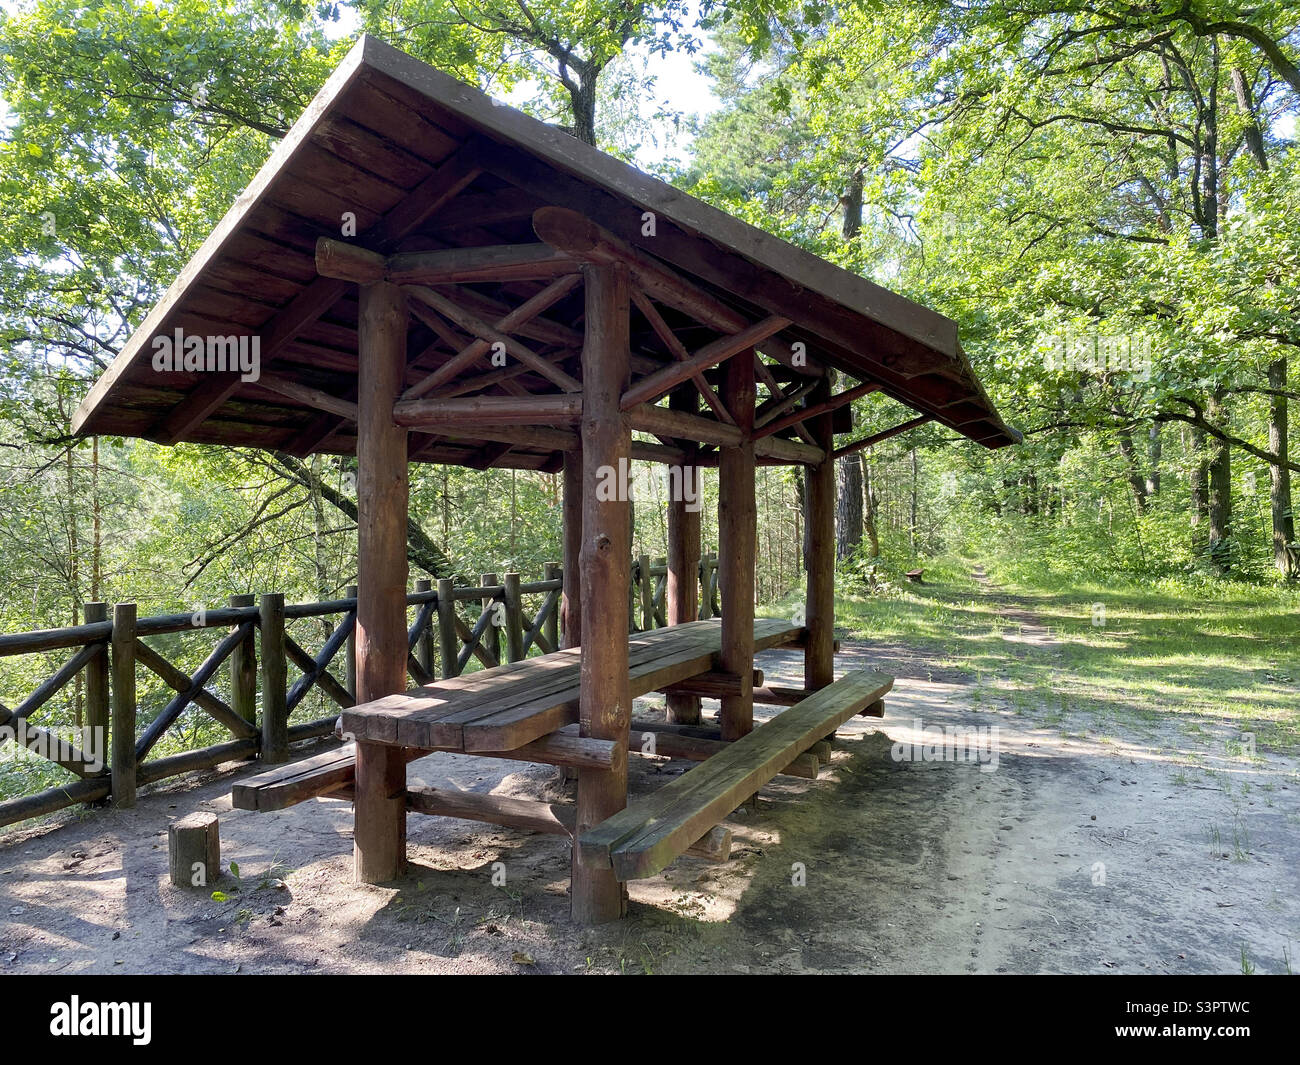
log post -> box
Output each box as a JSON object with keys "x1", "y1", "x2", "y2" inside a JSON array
[
  {"x1": 437, "y1": 577, "x2": 459, "y2": 678},
  {"x1": 353, "y1": 280, "x2": 410, "y2": 884},
  {"x1": 572, "y1": 262, "x2": 632, "y2": 925},
  {"x1": 481, "y1": 572, "x2": 501, "y2": 666},
  {"x1": 637, "y1": 553, "x2": 654, "y2": 631},
  {"x1": 110, "y1": 602, "x2": 136, "y2": 808},
  {"x1": 718, "y1": 352, "x2": 757, "y2": 741},
  {"x1": 415, "y1": 579, "x2": 435, "y2": 677},
  {"x1": 168, "y1": 812, "x2": 220, "y2": 889},
  {"x1": 345, "y1": 584, "x2": 358, "y2": 697},
  {"x1": 259, "y1": 593, "x2": 288, "y2": 764},
  {"x1": 666, "y1": 392, "x2": 702, "y2": 725},
  {"x1": 542, "y1": 562, "x2": 560, "y2": 651},
  {"x1": 83, "y1": 602, "x2": 109, "y2": 796},
  {"x1": 698, "y1": 554, "x2": 713, "y2": 620},
  {"x1": 561, "y1": 452, "x2": 582, "y2": 649},
  {"x1": 229, "y1": 594, "x2": 257, "y2": 726},
  {"x1": 805, "y1": 376, "x2": 837, "y2": 691},
  {"x1": 503, "y1": 573, "x2": 525, "y2": 662}
]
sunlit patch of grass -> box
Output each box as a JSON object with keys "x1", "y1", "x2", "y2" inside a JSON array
[{"x1": 801, "y1": 552, "x2": 1299, "y2": 755}]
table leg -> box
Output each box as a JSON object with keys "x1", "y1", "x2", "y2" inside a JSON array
[{"x1": 353, "y1": 741, "x2": 407, "y2": 883}]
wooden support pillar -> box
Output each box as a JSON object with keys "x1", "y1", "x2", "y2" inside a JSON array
[
  {"x1": 572, "y1": 262, "x2": 632, "y2": 925},
  {"x1": 805, "y1": 376, "x2": 836, "y2": 691},
  {"x1": 718, "y1": 352, "x2": 757, "y2": 742},
  {"x1": 561, "y1": 450, "x2": 582, "y2": 649},
  {"x1": 353, "y1": 280, "x2": 410, "y2": 885},
  {"x1": 666, "y1": 388, "x2": 702, "y2": 725}
]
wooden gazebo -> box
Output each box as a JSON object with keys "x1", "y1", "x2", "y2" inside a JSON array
[{"x1": 73, "y1": 36, "x2": 1017, "y2": 924}]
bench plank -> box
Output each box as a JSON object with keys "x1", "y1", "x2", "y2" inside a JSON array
[
  {"x1": 579, "y1": 670, "x2": 893, "y2": 881},
  {"x1": 231, "y1": 746, "x2": 357, "y2": 811}
]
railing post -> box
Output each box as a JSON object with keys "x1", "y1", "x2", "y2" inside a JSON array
[
  {"x1": 542, "y1": 563, "x2": 560, "y2": 651},
  {"x1": 699, "y1": 555, "x2": 713, "y2": 620},
  {"x1": 437, "y1": 578, "x2": 459, "y2": 679},
  {"x1": 83, "y1": 602, "x2": 109, "y2": 797},
  {"x1": 345, "y1": 584, "x2": 358, "y2": 697},
  {"x1": 110, "y1": 602, "x2": 137, "y2": 808},
  {"x1": 503, "y1": 572, "x2": 525, "y2": 663},
  {"x1": 628, "y1": 558, "x2": 638, "y2": 633},
  {"x1": 229, "y1": 594, "x2": 257, "y2": 726},
  {"x1": 259, "y1": 593, "x2": 288, "y2": 763},
  {"x1": 637, "y1": 553, "x2": 653, "y2": 631},
  {"x1": 481, "y1": 572, "x2": 500, "y2": 666},
  {"x1": 415, "y1": 578, "x2": 435, "y2": 677}
]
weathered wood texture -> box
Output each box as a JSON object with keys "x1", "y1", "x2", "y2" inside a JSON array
[
  {"x1": 805, "y1": 377, "x2": 837, "y2": 692},
  {"x1": 168, "y1": 812, "x2": 221, "y2": 889},
  {"x1": 718, "y1": 351, "x2": 757, "y2": 741},
  {"x1": 340, "y1": 618, "x2": 801, "y2": 753},
  {"x1": 666, "y1": 389, "x2": 702, "y2": 726},
  {"x1": 353, "y1": 280, "x2": 411, "y2": 884},
  {"x1": 581, "y1": 670, "x2": 894, "y2": 880},
  {"x1": 573, "y1": 262, "x2": 633, "y2": 924}
]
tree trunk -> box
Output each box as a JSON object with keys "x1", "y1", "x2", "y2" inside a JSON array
[
  {"x1": 1116, "y1": 428, "x2": 1148, "y2": 513},
  {"x1": 1189, "y1": 427, "x2": 1208, "y2": 528},
  {"x1": 862, "y1": 455, "x2": 880, "y2": 558},
  {"x1": 1146, "y1": 422, "x2": 1162, "y2": 498},
  {"x1": 909, "y1": 448, "x2": 919, "y2": 554},
  {"x1": 1267, "y1": 358, "x2": 1298, "y2": 578},
  {"x1": 841, "y1": 170, "x2": 864, "y2": 240},
  {"x1": 1207, "y1": 390, "x2": 1232, "y2": 570},
  {"x1": 836, "y1": 451, "x2": 864, "y2": 560}
]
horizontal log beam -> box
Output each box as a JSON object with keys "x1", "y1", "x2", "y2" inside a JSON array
[
  {"x1": 387, "y1": 243, "x2": 578, "y2": 285},
  {"x1": 753, "y1": 433, "x2": 825, "y2": 466},
  {"x1": 394, "y1": 394, "x2": 583, "y2": 429},
  {"x1": 314, "y1": 237, "x2": 385, "y2": 282},
  {"x1": 658, "y1": 669, "x2": 763, "y2": 699},
  {"x1": 628, "y1": 404, "x2": 743, "y2": 448}
]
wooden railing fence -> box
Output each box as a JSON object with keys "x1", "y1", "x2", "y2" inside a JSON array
[{"x1": 0, "y1": 555, "x2": 722, "y2": 829}]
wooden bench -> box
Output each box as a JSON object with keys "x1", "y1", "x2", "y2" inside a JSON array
[{"x1": 578, "y1": 669, "x2": 893, "y2": 881}]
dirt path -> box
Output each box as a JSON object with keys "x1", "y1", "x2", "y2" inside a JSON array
[{"x1": 2, "y1": 577, "x2": 1296, "y2": 975}]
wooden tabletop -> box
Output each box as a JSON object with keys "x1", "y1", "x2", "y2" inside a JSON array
[{"x1": 340, "y1": 618, "x2": 802, "y2": 753}]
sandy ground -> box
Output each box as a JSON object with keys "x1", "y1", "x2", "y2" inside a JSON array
[{"x1": 2, "y1": 589, "x2": 1297, "y2": 975}]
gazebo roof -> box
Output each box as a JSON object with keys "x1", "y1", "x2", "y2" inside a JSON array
[{"x1": 72, "y1": 34, "x2": 1019, "y2": 468}]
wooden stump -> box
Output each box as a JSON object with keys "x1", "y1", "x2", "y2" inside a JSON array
[{"x1": 168, "y1": 812, "x2": 220, "y2": 889}]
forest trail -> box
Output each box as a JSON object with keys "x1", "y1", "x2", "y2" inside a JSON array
[{"x1": 1, "y1": 575, "x2": 1296, "y2": 974}]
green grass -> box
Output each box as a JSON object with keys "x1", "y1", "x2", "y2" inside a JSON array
[{"x1": 766, "y1": 552, "x2": 1300, "y2": 754}]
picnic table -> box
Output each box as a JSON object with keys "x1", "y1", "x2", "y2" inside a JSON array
[{"x1": 234, "y1": 617, "x2": 891, "y2": 882}]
